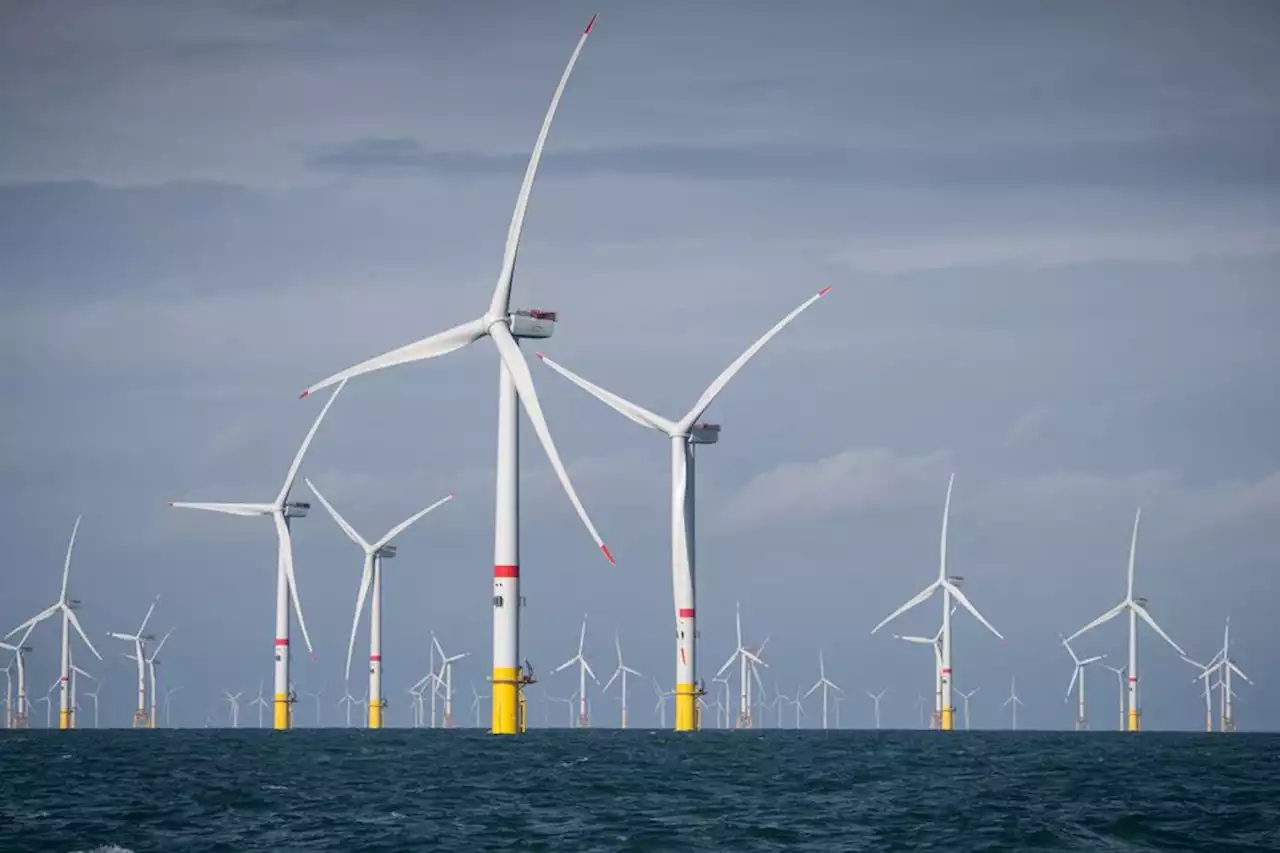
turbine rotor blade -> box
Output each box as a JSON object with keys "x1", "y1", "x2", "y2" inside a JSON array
[
  {"x1": 273, "y1": 512, "x2": 313, "y2": 655},
  {"x1": 306, "y1": 479, "x2": 370, "y2": 551},
  {"x1": 490, "y1": 322, "x2": 612, "y2": 564},
  {"x1": 943, "y1": 580, "x2": 1004, "y2": 640},
  {"x1": 168, "y1": 502, "x2": 274, "y2": 517},
  {"x1": 1127, "y1": 507, "x2": 1141, "y2": 601},
  {"x1": 1064, "y1": 601, "x2": 1127, "y2": 644},
  {"x1": 536, "y1": 354, "x2": 673, "y2": 432},
  {"x1": 345, "y1": 555, "x2": 374, "y2": 681},
  {"x1": 372, "y1": 493, "x2": 455, "y2": 551},
  {"x1": 67, "y1": 608, "x2": 103, "y2": 661},
  {"x1": 870, "y1": 581, "x2": 939, "y2": 635},
  {"x1": 302, "y1": 319, "x2": 488, "y2": 399},
  {"x1": 277, "y1": 379, "x2": 347, "y2": 505},
  {"x1": 1134, "y1": 604, "x2": 1185, "y2": 657},
  {"x1": 1065, "y1": 666, "x2": 1080, "y2": 701},
  {"x1": 60, "y1": 516, "x2": 82, "y2": 602}
]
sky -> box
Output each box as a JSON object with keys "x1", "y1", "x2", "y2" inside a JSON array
[{"x1": 2, "y1": 0, "x2": 1278, "y2": 731}]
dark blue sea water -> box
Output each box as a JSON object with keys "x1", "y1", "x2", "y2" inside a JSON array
[{"x1": 3, "y1": 730, "x2": 1278, "y2": 852}]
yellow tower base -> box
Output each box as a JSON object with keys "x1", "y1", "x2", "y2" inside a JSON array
[
  {"x1": 675, "y1": 683, "x2": 697, "y2": 732},
  {"x1": 369, "y1": 700, "x2": 384, "y2": 729},
  {"x1": 60, "y1": 709, "x2": 73, "y2": 730},
  {"x1": 491, "y1": 667, "x2": 520, "y2": 735},
  {"x1": 940, "y1": 706, "x2": 954, "y2": 731},
  {"x1": 131, "y1": 710, "x2": 148, "y2": 729},
  {"x1": 1127, "y1": 708, "x2": 1140, "y2": 732},
  {"x1": 273, "y1": 694, "x2": 290, "y2": 730}
]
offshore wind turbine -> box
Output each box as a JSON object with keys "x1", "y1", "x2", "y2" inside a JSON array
[
  {"x1": 1193, "y1": 617, "x2": 1251, "y2": 732},
  {"x1": 170, "y1": 380, "x2": 346, "y2": 730},
  {"x1": 301, "y1": 16, "x2": 611, "y2": 738},
  {"x1": 1060, "y1": 635, "x2": 1105, "y2": 731},
  {"x1": 108, "y1": 595, "x2": 160, "y2": 729},
  {"x1": 6, "y1": 517, "x2": 103, "y2": 730},
  {"x1": 651, "y1": 678, "x2": 674, "y2": 728},
  {"x1": 0, "y1": 623, "x2": 35, "y2": 728},
  {"x1": 338, "y1": 686, "x2": 357, "y2": 728},
  {"x1": 1101, "y1": 664, "x2": 1127, "y2": 731},
  {"x1": 538, "y1": 291, "x2": 829, "y2": 733},
  {"x1": 79, "y1": 671, "x2": 101, "y2": 728},
  {"x1": 602, "y1": 632, "x2": 643, "y2": 729},
  {"x1": 955, "y1": 687, "x2": 979, "y2": 731},
  {"x1": 552, "y1": 616, "x2": 596, "y2": 728},
  {"x1": 787, "y1": 685, "x2": 806, "y2": 729},
  {"x1": 249, "y1": 680, "x2": 269, "y2": 728},
  {"x1": 1181, "y1": 653, "x2": 1219, "y2": 733},
  {"x1": 224, "y1": 691, "x2": 242, "y2": 728},
  {"x1": 146, "y1": 628, "x2": 173, "y2": 730},
  {"x1": 163, "y1": 685, "x2": 182, "y2": 727},
  {"x1": 307, "y1": 478, "x2": 454, "y2": 729},
  {"x1": 1065, "y1": 509, "x2": 1185, "y2": 732},
  {"x1": 302, "y1": 687, "x2": 324, "y2": 727},
  {"x1": 866, "y1": 689, "x2": 887, "y2": 730},
  {"x1": 871, "y1": 475, "x2": 1003, "y2": 731},
  {"x1": 471, "y1": 683, "x2": 489, "y2": 728},
  {"x1": 1003, "y1": 677, "x2": 1024, "y2": 731},
  {"x1": 892, "y1": 612, "x2": 951, "y2": 729},
  {"x1": 715, "y1": 602, "x2": 768, "y2": 729},
  {"x1": 432, "y1": 634, "x2": 469, "y2": 728},
  {"x1": 803, "y1": 650, "x2": 841, "y2": 730}
]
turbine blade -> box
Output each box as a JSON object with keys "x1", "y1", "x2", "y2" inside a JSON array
[
  {"x1": 372, "y1": 493, "x2": 455, "y2": 551},
  {"x1": 273, "y1": 512, "x2": 314, "y2": 655},
  {"x1": 67, "y1": 608, "x2": 102, "y2": 661},
  {"x1": 1228, "y1": 661, "x2": 1252, "y2": 685},
  {"x1": 1134, "y1": 604, "x2": 1185, "y2": 657},
  {"x1": 137, "y1": 595, "x2": 159, "y2": 637},
  {"x1": 487, "y1": 16, "x2": 597, "y2": 318},
  {"x1": 714, "y1": 650, "x2": 739, "y2": 679},
  {"x1": 552, "y1": 657, "x2": 576, "y2": 675},
  {"x1": 678, "y1": 287, "x2": 831, "y2": 431},
  {"x1": 60, "y1": 516, "x2": 82, "y2": 602},
  {"x1": 937, "y1": 472, "x2": 957, "y2": 582},
  {"x1": 870, "y1": 581, "x2": 939, "y2": 635},
  {"x1": 305, "y1": 479, "x2": 370, "y2": 550},
  {"x1": 1064, "y1": 601, "x2": 1126, "y2": 644},
  {"x1": 277, "y1": 378, "x2": 347, "y2": 505},
  {"x1": 150, "y1": 628, "x2": 174, "y2": 661},
  {"x1": 168, "y1": 502, "x2": 274, "y2": 517},
  {"x1": 490, "y1": 322, "x2": 612, "y2": 564},
  {"x1": 1065, "y1": 666, "x2": 1079, "y2": 701},
  {"x1": 894, "y1": 635, "x2": 933, "y2": 645},
  {"x1": 602, "y1": 668, "x2": 620, "y2": 692},
  {"x1": 345, "y1": 555, "x2": 374, "y2": 681},
  {"x1": 583, "y1": 660, "x2": 598, "y2": 683},
  {"x1": 944, "y1": 580, "x2": 1004, "y2": 640},
  {"x1": 301, "y1": 318, "x2": 487, "y2": 399},
  {"x1": 1127, "y1": 507, "x2": 1141, "y2": 601},
  {"x1": 5, "y1": 606, "x2": 58, "y2": 640},
  {"x1": 536, "y1": 354, "x2": 673, "y2": 432},
  {"x1": 578, "y1": 617, "x2": 587, "y2": 656},
  {"x1": 803, "y1": 681, "x2": 821, "y2": 699}
]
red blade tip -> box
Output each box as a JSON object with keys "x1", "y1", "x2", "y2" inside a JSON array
[
  {"x1": 447, "y1": 492, "x2": 457, "y2": 499},
  {"x1": 818, "y1": 286, "x2": 833, "y2": 296},
  {"x1": 601, "y1": 544, "x2": 615, "y2": 565},
  {"x1": 299, "y1": 389, "x2": 310, "y2": 399},
  {"x1": 585, "y1": 13, "x2": 597, "y2": 34},
  {"x1": 534, "y1": 352, "x2": 546, "y2": 360}
]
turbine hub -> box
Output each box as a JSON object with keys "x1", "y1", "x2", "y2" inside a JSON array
[
  {"x1": 376, "y1": 545, "x2": 398, "y2": 559},
  {"x1": 690, "y1": 423, "x2": 721, "y2": 445}
]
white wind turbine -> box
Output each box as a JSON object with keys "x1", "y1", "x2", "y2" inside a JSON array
[
  {"x1": 651, "y1": 679, "x2": 675, "y2": 728},
  {"x1": 0, "y1": 623, "x2": 36, "y2": 729},
  {"x1": 1060, "y1": 635, "x2": 1105, "y2": 731},
  {"x1": 1194, "y1": 617, "x2": 1251, "y2": 732},
  {"x1": 787, "y1": 685, "x2": 806, "y2": 729},
  {"x1": 1180, "y1": 653, "x2": 1218, "y2": 733},
  {"x1": 338, "y1": 686, "x2": 357, "y2": 728},
  {"x1": 772, "y1": 685, "x2": 789, "y2": 729},
  {"x1": 79, "y1": 669, "x2": 101, "y2": 729},
  {"x1": 602, "y1": 632, "x2": 643, "y2": 729},
  {"x1": 471, "y1": 683, "x2": 489, "y2": 728},
  {"x1": 1101, "y1": 664, "x2": 1127, "y2": 731},
  {"x1": 301, "y1": 16, "x2": 611, "y2": 738},
  {"x1": 306, "y1": 478, "x2": 454, "y2": 729},
  {"x1": 249, "y1": 680, "x2": 269, "y2": 728},
  {"x1": 1065, "y1": 509, "x2": 1185, "y2": 732},
  {"x1": 871, "y1": 475, "x2": 1003, "y2": 732},
  {"x1": 224, "y1": 691, "x2": 242, "y2": 728},
  {"x1": 955, "y1": 687, "x2": 979, "y2": 731},
  {"x1": 866, "y1": 689, "x2": 887, "y2": 730},
  {"x1": 1003, "y1": 677, "x2": 1024, "y2": 731},
  {"x1": 146, "y1": 628, "x2": 174, "y2": 730},
  {"x1": 538, "y1": 289, "x2": 829, "y2": 733},
  {"x1": 108, "y1": 595, "x2": 160, "y2": 729},
  {"x1": 714, "y1": 602, "x2": 768, "y2": 729},
  {"x1": 170, "y1": 380, "x2": 346, "y2": 730},
  {"x1": 163, "y1": 685, "x2": 182, "y2": 727},
  {"x1": 5, "y1": 516, "x2": 103, "y2": 730},
  {"x1": 432, "y1": 634, "x2": 469, "y2": 728},
  {"x1": 553, "y1": 616, "x2": 596, "y2": 728},
  {"x1": 892, "y1": 609, "x2": 954, "y2": 729},
  {"x1": 804, "y1": 650, "x2": 842, "y2": 730}
]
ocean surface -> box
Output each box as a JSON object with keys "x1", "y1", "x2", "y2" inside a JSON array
[{"x1": 2, "y1": 730, "x2": 1278, "y2": 852}]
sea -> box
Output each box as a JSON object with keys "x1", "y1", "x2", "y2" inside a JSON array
[{"x1": 2, "y1": 730, "x2": 1278, "y2": 852}]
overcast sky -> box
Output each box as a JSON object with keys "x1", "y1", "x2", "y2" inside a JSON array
[{"x1": 2, "y1": 0, "x2": 1278, "y2": 730}]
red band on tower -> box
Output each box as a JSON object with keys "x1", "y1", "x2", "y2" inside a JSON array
[
  {"x1": 494, "y1": 565, "x2": 519, "y2": 578},
  {"x1": 274, "y1": 638, "x2": 289, "y2": 646},
  {"x1": 678, "y1": 608, "x2": 695, "y2": 618},
  {"x1": 370, "y1": 655, "x2": 381, "y2": 662}
]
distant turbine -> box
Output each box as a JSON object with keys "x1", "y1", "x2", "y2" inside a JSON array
[
  {"x1": 224, "y1": 691, "x2": 243, "y2": 728},
  {"x1": 871, "y1": 475, "x2": 1003, "y2": 731},
  {"x1": 1101, "y1": 664, "x2": 1127, "y2": 731},
  {"x1": 1191, "y1": 617, "x2": 1252, "y2": 732},
  {"x1": 0, "y1": 622, "x2": 36, "y2": 729},
  {"x1": 1065, "y1": 509, "x2": 1185, "y2": 732},
  {"x1": 1003, "y1": 677, "x2": 1024, "y2": 731},
  {"x1": 714, "y1": 602, "x2": 768, "y2": 729},
  {"x1": 307, "y1": 478, "x2": 454, "y2": 729},
  {"x1": 249, "y1": 680, "x2": 270, "y2": 728},
  {"x1": 146, "y1": 628, "x2": 174, "y2": 730},
  {"x1": 432, "y1": 634, "x2": 469, "y2": 728},
  {"x1": 108, "y1": 595, "x2": 160, "y2": 729},
  {"x1": 1060, "y1": 635, "x2": 1104, "y2": 731},
  {"x1": 553, "y1": 616, "x2": 596, "y2": 728},
  {"x1": 803, "y1": 650, "x2": 841, "y2": 730},
  {"x1": 170, "y1": 380, "x2": 346, "y2": 729},
  {"x1": 866, "y1": 689, "x2": 888, "y2": 730},
  {"x1": 955, "y1": 687, "x2": 979, "y2": 731},
  {"x1": 602, "y1": 632, "x2": 643, "y2": 729}
]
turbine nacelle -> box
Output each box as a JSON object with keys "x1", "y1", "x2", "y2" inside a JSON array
[
  {"x1": 1134, "y1": 596, "x2": 1148, "y2": 607},
  {"x1": 689, "y1": 423, "x2": 721, "y2": 445},
  {"x1": 283, "y1": 501, "x2": 311, "y2": 519},
  {"x1": 510, "y1": 308, "x2": 557, "y2": 339},
  {"x1": 375, "y1": 544, "x2": 398, "y2": 560}
]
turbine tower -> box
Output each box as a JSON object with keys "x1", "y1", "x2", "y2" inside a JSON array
[
  {"x1": 1065, "y1": 509, "x2": 1185, "y2": 732},
  {"x1": 866, "y1": 689, "x2": 887, "y2": 730},
  {"x1": 602, "y1": 632, "x2": 643, "y2": 729},
  {"x1": 714, "y1": 602, "x2": 768, "y2": 729},
  {"x1": 170, "y1": 380, "x2": 346, "y2": 730},
  {"x1": 0, "y1": 623, "x2": 36, "y2": 729},
  {"x1": 1003, "y1": 677, "x2": 1024, "y2": 731},
  {"x1": 432, "y1": 634, "x2": 469, "y2": 728},
  {"x1": 301, "y1": 17, "x2": 612, "y2": 737},
  {"x1": 306, "y1": 478, "x2": 454, "y2": 729},
  {"x1": 249, "y1": 680, "x2": 270, "y2": 728},
  {"x1": 955, "y1": 687, "x2": 979, "y2": 730},
  {"x1": 871, "y1": 475, "x2": 1003, "y2": 731},
  {"x1": 108, "y1": 595, "x2": 160, "y2": 729},
  {"x1": 892, "y1": 609, "x2": 953, "y2": 729},
  {"x1": 1101, "y1": 664, "x2": 1127, "y2": 731},
  {"x1": 5, "y1": 517, "x2": 103, "y2": 729},
  {"x1": 146, "y1": 628, "x2": 174, "y2": 730},
  {"x1": 1060, "y1": 635, "x2": 1104, "y2": 731},
  {"x1": 1192, "y1": 617, "x2": 1252, "y2": 732},
  {"x1": 224, "y1": 691, "x2": 242, "y2": 728},
  {"x1": 552, "y1": 616, "x2": 596, "y2": 728},
  {"x1": 803, "y1": 650, "x2": 842, "y2": 730}
]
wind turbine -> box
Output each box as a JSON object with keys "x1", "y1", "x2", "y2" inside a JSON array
[
  {"x1": 714, "y1": 602, "x2": 768, "y2": 729},
  {"x1": 79, "y1": 671, "x2": 102, "y2": 728},
  {"x1": 1003, "y1": 677, "x2": 1023, "y2": 731},
  {"x1": 0, "y1": 623, "x2": 35, "y2": 729},
  {"x1": 553, "y1": 616, "x2": 596, "y2": 728},
  {"x1": 651, "y1": 678, "x2": 674, "y2": 728},
  {"x1": 249, "y1": 680, "x2": 269, "y2": 728},
  {"x1": 866, "y1": 689, "x2": 887, "y2": 730},
  {"x1": 471, "y1": 683, "x2": 489, "y2": 728},
  {"x1": 602, "y1": 632, "x2": 643, "y2": 729},
  {"x1": 1101, "y1": 664, "x2": 1127, "y2": 731},
  {"x1": 538, "y1": 288, "x2": 829, "y2": 733},
  {"x1": 338, "y1": 686, "x2": 357, "y2": 728},
  {"x1": 302, "y1": 687, "x2": 324, "y2": 727},
  {"x1": 5, "y1": 516, "x2": 103, "y2": 729},
  {"x1": 1065, "y1": 509, "x2": 1185, "y2": 732},
  {"x1": 871, "y1": 475, "x2": 1003, "y2": 732},
  {"x1": 301, "y1": 16, "x2": 611, "y2": 738},
  {"x1": 1193, "y1": 617, "x2": 1251, "y2": 732},
  {"x1": 108, "y1": 595, "x2": 160, "y2": 729},
  {"x1": 224, "y1": 691, "x2": 243, "y2": 728},
  {"x1": 146, "y1": 628, "x2": 174, "y2": 730},
  {"x1": 546, "y1": 693, "x2": 575, "y2": 728},
  {"x1": 913, "y1": 691, "x2": 927, "y2": 728},
  {"x1": 892, "y1": 612, "x2": 952, "y2": 729},
  {"x1": 772, "y1": 686, "x2": 790, "y2": 729},
  {"x1": 432, "y1": 634, "x2": 469, "y2": 728},
  {"x1": 787, "y1": 685, "x2": 806, "y2": 729},
  {"x1": 163, "y1": 685, "x2": 182, "y2": 727},
  {"x1": 955, "y1": 687, "x2": 979, "y2": 731},
  {"x1": 803, "y1": 650, "x2": 841, "y2": 730},
  {"x1": 307, "y1": 478, "x2": 454, "y2": 729},
  {"x1": 1060, "y1": 635, "x2": 1104, "y2": 731},
  {"x1": 170, "y1": 378, "x2": 345, "y2": 729}
]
